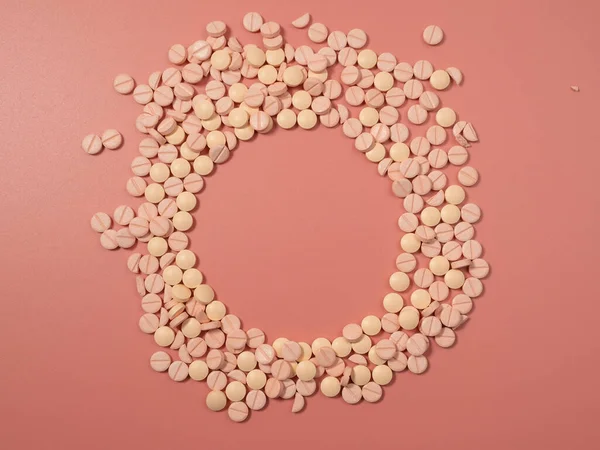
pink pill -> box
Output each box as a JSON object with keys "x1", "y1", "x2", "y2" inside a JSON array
[
  {"x1": 423, "y1": 25, "x2": 444, "y2": 45},
  {"x1": 425, "y1": 190, "x2": 444, "y2": 207},
  {"x1": 389, "y1": 331, "x2": 409, "y2": 351},
  {"x1": 440, "y1": 306, "x2": 462, "y2": 327},
  {"x1": 396, "y1": 253, "x2": 417, "y2": 272},
  {"x1": 168, "y1": 43, "x2": 187, "y2": 65},
  {"x1": 144, "y1": 273, "x2": 165, "y2": 294},
  {"x1": 281, "y1": 341, "x2": 301, "y2": 362},
  {"x1": 452, "y1": 294, "x2": 473, "y2": 314},
  {"x1": 141, "y1": 293, "x2": 162, "y2": 313},
  {"x1": 265, "y1": 378, "x2": 284, "y2": 399},
  {"x1": 341, "y1": 384, "x2": 362, "y2": 404},
  {"x1": 398, "y1": 212, "x2": 419, "y2": 232},
  {"x1": 228, "y1": 402, "x2": 249, "y2": 423},
  {"x1": 410, "y1": 137, "x2": 430, "y2": 157},
  {"x1": 469, "y1": 259, "x2": 490, "y2": 279},
  {"x1": 150, "y1": 351, "x2": 171, "y2": 372},
  {"x1": 407, "y1": 355, "x2": 428, "y2": 374},
  {"x1": 320, "y1": 108, "x2": 340, "y2": 128},
  {"x1": 128, "y1": 217, "x2": 149, "y2": 237},
  {"x1": 435, "y1": 327, "x2": 456, "y2": 348},
  {"x1": 404, "y1": 193, "x2": 424, "y2": 213},
  {"x1": 245, "y1": 328, "x2": 265, "y2": 348},
  {"x1": 403, "y1": 79, "x2": 423, "y2": 100},
  {"x1": 392, "y1": 179, "x2": 413, "y2": 198},
  {"x1": 454, "y1": 222, "x2": 475, "y2": 242},
  {"x1": 182, "y1": 63, "x2": 204, "y2": 84},
  {"x1": 133, "y1": 85, "x2": 154, "y2": 105},
  {"x1": 428, "y1": 170, "x2": 447, "y2": 190},
  {"x1": 342, "y1": 118, "x2": 363, "y2": 138},
  {"x1": 406, "y1": 333, "x2": 429, "y2": 356},
  {"x1": 281, "y1": 379, "x2": 297, "y2": 399},
  {"x1": 126, "y1": 176, "x2": 147, "y2": 197},
  {"x1": 342, "y1": 323, "x2": 363, "y2": 342},
  {"x1": 205, "y1": 329, "x2": 226, "y2": 349},
  {"x1": 428, "y1": 281, "x2": 449, "y2": 301},
  {"x1": 271, "y1": 359, "x2": 292, "y2": 380},
  {"x1": 100, "y1": 129, "x2": 122, "y2": 150},
  {"x1": 442, "y1": 241, "x2": 463, "y2": 261},
  {"x1": 448, "y1": 146, "x2": 469, "y2": 165},
  {"x1": 149, "y1": 216, "x2": 170, "y2": 237},
  {"x1": 326, "y1": 358, "x2": 345, "y2": 377},
  {"x1": 419, "y1": 316, "x2": 442, "y2": 337},
  {"x1": 187, "y1": 337, "x2": 208, "y2": 358},
  {"x1": 81, "y1": 134, "x2": 102, "y2": 155},
  {"x1": 139, "y1": 313, "x2": 159, "y2": 333},
  {"x1": 341, "y1": 66, "x2": 361, "y2": 86},
  {"x1": 246, "y1": 389, "x2": 267, "y2": 411},
  {"x1": 426, "y1": 126, "x2": 447, "y2": 145},
  {"x1": 378, "y1": 106, "x2": 399, "y2": 126},
  {"x1": 414, "y1": 268, "x2": 434, "y2": 288},
  {"x1": 157, "y1": 198, "x2": 178, "y2": 218},
  {"x1": 207, "y1": 370, "x2": 227, "y2": 391},
  {"x1": 419, "y1": 91, "x2": 440, "y2": 111},
  {"x1": 226, "y1": 329, "x2": 247, "y2": 351},
  {"x1": 163, "y1": 177, "x2": 184, "y2": 197},
  {"x1": 206, "y1": 349, "x2": 225, "y2": 370},
  {"x1": 392, "y1": 62, "x2": 412, "y2": 82},
  {"x1": 138, "y1": 138, "x2": 159, "y2": 158},
  {"x1": 365, "y1": 89, "x2": 385, "y2": 108},
  {"x1": 127, "y1": 252, "x2": 142, "y2": 273},
  {"x1": 383, "y1": 89, "x2": 404, "y2": 110},
  {"x1": 347, "y1": 28, "x2": 367, "y2": 49},
  {"x1": 357, "y1": 69, "x2": 374, "y2": 89},
  {"x1": 408, "y1": 104, "x2": 428, "y2": 124},
  {"x1": 159, "y1": 308, "x2": 169, "y2": 326},
  {"x1": 412, "y1": 175, "x2": 432, "y2": 196},
  {"x1": 451, "y1": 259, "x2": 471, "y2": 269},
  {"x1": 100, "y1": 229, "x2": 118, "y2": 250},
  {"x1": 316, "y1": 347, "x2": 337, "y2": 367},
  {"x1": 421, "y1": 240, "x2": 441, "y2": 258},
  {"x1": 462, "y1": 239, "x2": 483, "y2": 259},
  {"x1": 168, "y1": 232, "x2": 189, "y2": 251},
  {"x1": 375, "y1": 339, "x2": 397, "y2": 360},
  {"x1": 296, "y1": 379, "x2": 317, "y2": 396},
  {"x1": 168, "y1": 361, "x2": 188, "y2": 382},
  {"x1": 413, "y1": 60, "x2": 434, "y2": 80},
  {"x1": 112, "y1": 205, "x2": 133, "y2": 226},
  {"x1": 154, "y1": 86, "x2": 174, "y2": 106},
  {"x1": 113, "y1": 73, "x2": 135, "y2": 94},
  {"x1": 399, "y1": 158, "x2": 420, "y2": 179},
  {"x1": 139, "y1": 255, "x2": 159, "y2": 275},
  {"x1": 381, "y1": 313, "x2": 400, "y2": 333},
  {"x1": 434, "y1": 223, "x2": 454, "y2": 243},
  {"x1": 428, "y1": 149, "x2": 448, "y2": 169},
  {"x1": 255, "y1": 344, "x2": 276, "y2": 365},
  {"x1": 415, "y1": 225, "x2": 436, "y2": 243},
  {"x1": 130, "y1": 156, "x2": 151, "y2": 176},
  {"x1": 345, "y1": 86, "x2": 365, "y2": 106},
  {"x1": 116, "y1": 228, "x2": 136, "y2": 249},
  {"x1": 362, "y1": 382, "x2": 383, "y2": 403},
  {"x1": 416, "y1": 155, "x2": 431, "y2": 174},
  {"x1": 461, "y1": 203, "x2": 481, "y2": 223},
  {"x1": 458, "y1": 166, "x2": 479, "y2": 186},
  {"x1": 182, "y1": 173, "x2": 203, "y2": 194},
  {"x1": 91, "y1": 212, "x2": 112, "y2": 233},
  {"x1": 160, "y1": 253, "x2": 176, "y2": 269},
  {"x1": 178, "y1": 345, "x2": 192, "y2": 363}
]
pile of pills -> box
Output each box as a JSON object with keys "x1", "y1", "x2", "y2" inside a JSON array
[{"x1": 87, "y1": 12, "x2": 488, "y2": 422}]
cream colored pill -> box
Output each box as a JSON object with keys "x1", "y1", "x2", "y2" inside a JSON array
[
  {"x1": 445, "y1": 185, "x2": 466, "y2": 205},
  {"x1": 401, "y1": 233, "x2": 421, "y2": 253},
  {"x1": 320, "y1": 376, "x2": 341, "y2": 397},
  {"x1": 430, "y1": 70, "x2": 451, "y2": 90},
  {"x1": 357, "y1": 49, "x2": 377, "y2": 69},
  {"x1": 444, "y1": 269, "x2": 465, "y2": 289},
  {"x1": 398, "y1": 306, "x2": 420, "y2": 330},
  {"x1": 436, "y1": 107, "x2": 457, "y2": 127},
  {"x1": 206, "y1": 391, "x2": 227, "y2": 411},
  {"x1": 359, "y1": 107, "x2": 379, "y2": 127},
  {"x1": 189, "y1": 360, "x2": 209, "y2": 381},
  {"x1": 372, "y1": 365, "x2": 393, "y2": 385},
  {"x1": 383, "y1": 293, "x2": 404, "y2": 313},
  {"x1": 297, "y1": 110, "x2": 317, "y2": 129},
  {"x1": 361, "y1": 315, "x2": 382, "y2": 336},
  {"x1": 246, "y1": 369, "x2": 267, "y2": 389},
  {"x1": 332, "y1": 337, "x2": 352, "y2": 358},
  {"x1": 351, "y1": 365, "x2": 371, "y2": 386},
  {"x1": 296, "y1": 360, "x2": 317, "y2": 381},
  {"x1": 441, "y1": 204, "x2": 461, "y2": 224},
  {"x1": 411, "y1": 289, "x2": 432, "y2": 309},
  {"x1": 430, "y1": 256, "x2": 450, "y2": 276},
  {"x1": 389, "y1": 271, "x2": 410, "y2": 292}
]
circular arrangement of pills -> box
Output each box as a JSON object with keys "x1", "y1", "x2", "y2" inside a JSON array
[{"x1": 87, "y1": 14, "x2": 487, "y2": 422}]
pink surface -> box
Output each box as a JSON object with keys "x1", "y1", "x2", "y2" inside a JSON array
[{"x1": 1, "y1": 0, "x2": 599, "y2": 448}]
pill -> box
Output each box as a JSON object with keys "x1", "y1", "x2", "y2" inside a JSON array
[
  {"x1": 407, "y1": 355, "x2": 428, "y2": 374},
  {"x1": 458, "y1": 166, "x2": 479, "y2": 186},
  {"x1": 423, "y1": 25, "x2": 444, "y2": 45},
  {"x1": 347, "y1": 29, "x2": 367, "y2": 49},
  {"x1": 82, "y1": 134, "x2": 103, "y2": 155},
  {"x1": 292, "y1": 13, "x2": 310, "y2": 28},
  {"x1": 361, "y1": 382, "x2": 382, "y2": 402}
]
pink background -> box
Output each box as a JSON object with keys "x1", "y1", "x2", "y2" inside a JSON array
[{"x1": 1, "y1": 0, "x2": 599, "y2": 448}]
